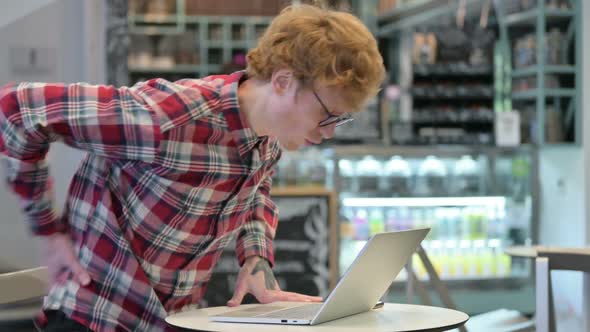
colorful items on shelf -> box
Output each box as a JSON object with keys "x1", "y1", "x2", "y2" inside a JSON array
[
  {"x1": 408, "y1": 240, "x2": 513, "y2": 280},
  {"x1": 341, "y1": 206, "x2": 507, "y2": 243}
]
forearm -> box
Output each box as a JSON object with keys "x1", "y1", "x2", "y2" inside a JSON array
[
  {"x1": 0, "y1": 81, "x2": 160, "y2": 234},
  {"x1": 0, "y1": 82, "x2": 162, "y2": 162},
  {"x1": 236, "y1": 174, "x2": 279, "y2": 267}
]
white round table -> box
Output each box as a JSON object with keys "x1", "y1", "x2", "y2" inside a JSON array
[
  {"x1": 504, "y1": 245, "x2": 542, "y2": 258},
  {"x1": 165, "y1": 303, "x2": 469, "y2": 332}
]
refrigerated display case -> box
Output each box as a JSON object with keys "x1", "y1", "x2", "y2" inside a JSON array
[
  {"x1": 329, "y1": 145, "x2": 536, "y2": 315},
  {"x1": 274, "y1": 145, "x2": 536, "y2": 314}
]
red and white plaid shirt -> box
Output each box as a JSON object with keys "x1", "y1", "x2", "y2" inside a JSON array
[{"x1": 0, "y1": 71, "x2": 281, "y2": 331}]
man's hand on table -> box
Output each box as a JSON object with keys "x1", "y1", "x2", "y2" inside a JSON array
[{"x1": 227, "y1": 256, "x2": 322, "y2": 307}]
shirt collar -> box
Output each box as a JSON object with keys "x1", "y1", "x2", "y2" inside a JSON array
[{"x1": 218, "y1": 71, "x2": 265, "y2": 158}]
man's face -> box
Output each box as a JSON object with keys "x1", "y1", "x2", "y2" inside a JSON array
[{"x1": 270, "y1": 78, "x2": 352, "y2": 151}]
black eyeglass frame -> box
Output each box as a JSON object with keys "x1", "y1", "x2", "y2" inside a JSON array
[{"x1": 312, "y1": 90, "x2": 354, "y2": 127}]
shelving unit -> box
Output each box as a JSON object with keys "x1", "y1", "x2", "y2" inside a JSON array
[
  {"x1": 340, "y1": 0, "x2": 541, "y2": 315},
  {"x1": 127, "y1": 1, "x2": 274, "y2": 83},
  {"x1": 512, "y1": 88, "x2": 576, "y2": 100},
  {"x1": 511, "y1": 64, "x2": 575, "y2": 78},
  {"x1": 377, "y1": 0, "x2": 488, "y2": 35},
  {"x1": 390, "y1": 58, "x2": 497, "y2": 145},
  {"x1": 495, "y1": 0, "x2": 581, "y2": 145},
  {"x1": 503, "y1": 7, "x2": 574, "y2": 27}
]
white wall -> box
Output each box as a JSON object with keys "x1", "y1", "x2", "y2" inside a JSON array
[
  {"x1": 538, "y1": 147, "x2": 585, "y2": 330},
  {"x1": 537, "y1": 1, "x2": 590, "y2": 330},
  {"x1": 0, "y1": 0, "x2": 105, "y2": 271},
  {"x1": 0, "y1": 0, "x2": 57, "y2": 28}
]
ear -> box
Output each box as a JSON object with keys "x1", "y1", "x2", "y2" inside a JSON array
[{"x1": 270, "y1": 69, "x2": 296, "y2": 95}]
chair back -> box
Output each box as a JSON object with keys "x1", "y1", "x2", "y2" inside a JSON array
[{"x1": 0, "y1": 267, "x2": 49, "y2": 305}]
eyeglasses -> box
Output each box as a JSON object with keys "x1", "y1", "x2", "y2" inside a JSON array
[{"x1": 313, "y1": 90, "x2": 353, "y2": 127}]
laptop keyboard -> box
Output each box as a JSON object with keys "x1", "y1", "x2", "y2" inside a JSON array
[{"x1": 258, "y1": 303, "x2": 323, "y2": 319}]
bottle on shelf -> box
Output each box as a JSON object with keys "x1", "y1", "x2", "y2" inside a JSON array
[
  {"x1": 481, "y1": 246, "x2": 496, "y2": 277},
  {"x1": 411, "y1": 208, "x2": 425, "y2": 231},
  {"x1": 424, "y1": 208, "x2": 438, "y2": 240},
  {"x1": 352, "y1": 208, "x2": 370, "y2": 241},
  {"x1": 296, "y1": 151, "x2": 311, "y2": 186},
  {"x1": 445, "y1": 208, "x2": 460, "y2": 241},
  {"x1": 472, "y1": 239, "x2": 487, "y2": 277},
  {"x1": 494, "y1": 245, "x2": 511, "y2": 277},
  {"x1": 339, "y1": 207, "x2": 356, "y2": 275},
  {"x1": 301, "y1": 147, "x2": 327, "y2": 187},
  {"x1": 446, "y1": 240, "x2": 462, "y2": 279},
  {"x1": 460, "y1": 207, "x2": 486, "y2": 240},
  {"x1": 471, "y1": 208, "x2": 487, "y2": 240},
  {"x1": 428, "y1": 241, "x2": 443, "y2": 277},
  {"x1": 486, "y1": 205, "x2": 507, "y2": 241},
  {"x1": 382, "y1": 155, "x2": 413, "y2": 196},
  {"x1": 452, "y1": 155, "x2": 481, "y2": 196},
  {"x1": 338, "y1": 158, "x2": 357, "y2": 194},
  {"x1": 356, "y1": 155, "x2": 383, "y2": 195},
  {"x1": 277, "y1": 151, "x2": 298, "y2": 186},
  {"x1": 385, "y1": 208, "x2": 399, "y2": 232},
  {"x1": 368, "y1": 208, "x2": 386, "y2": 236},
  {"x1": 461, "y1": 240, "x2": 477, "y2": 277},
  {"x1": 436, "y1": 208, "x2": 450, "y2": 241},
  {"x1": 416, "y1": 156, "x2": 448, "y2": 196},
  {"x1": 399, "y1": 207, "x2": 413, "y2": 230}
]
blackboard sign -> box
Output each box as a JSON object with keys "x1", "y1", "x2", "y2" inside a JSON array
[{"x1": 202, "y1": 188, "x2": 337, "y2": 307}]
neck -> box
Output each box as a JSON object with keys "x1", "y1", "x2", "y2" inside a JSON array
[{"x1": 238, "y1": 77, "x2": 272, "y2": 137}]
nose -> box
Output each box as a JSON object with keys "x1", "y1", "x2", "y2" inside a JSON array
[{"x1": 319, "y1": 123, "x2": 337, "y2": 139}]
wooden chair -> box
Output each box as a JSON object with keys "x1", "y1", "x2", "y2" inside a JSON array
[{"x1": 0, "y1": 266, "x2": 48, "y2": 322}]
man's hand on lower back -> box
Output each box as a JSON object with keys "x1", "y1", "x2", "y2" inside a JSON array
[{"x1": 40, "y1": 233, "x2": 91, "y2": 286}]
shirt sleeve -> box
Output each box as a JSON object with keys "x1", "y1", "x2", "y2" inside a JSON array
[
  {"x1": 235, "y1": 148, "x2": 282, "y2": 267},
  {"x1": 0, "y1": 79, "x2": 214, "y2": 236}
]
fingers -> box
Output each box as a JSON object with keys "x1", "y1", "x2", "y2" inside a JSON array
[
  {"x1": 61, "y1": 246, "x2": 91, "y2": 286},
  {"x1": 69, "y1": 259, "x2": 91, "y2": 286},
  {"x1": 41, "y1": 233, "x2": 91, "y2": 286},
  {"x1": 46, "y1": 264, "x2": 62, "y2": 284},
  {"x1": 259, "y1": 290, "x2": 323, "y2": 304},
  {"x1": 227, "y1": 284, "x2": 248, "y2": 307},
  {"x1": 46, "y1": 260, "x2": 89, "y2": 286}
]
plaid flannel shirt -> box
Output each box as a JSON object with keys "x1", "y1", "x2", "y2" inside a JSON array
[{"x1": 0, "y1": 71, "x2": 281, "y2": 331}]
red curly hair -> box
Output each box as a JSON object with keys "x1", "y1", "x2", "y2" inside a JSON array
[{"x1": 246, "y1": 4, "x2": 385, "y2": 112}]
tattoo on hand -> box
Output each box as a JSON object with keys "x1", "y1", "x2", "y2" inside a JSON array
[{"x1": 251, "y1": 260, "x2": 278, "y2": 290}]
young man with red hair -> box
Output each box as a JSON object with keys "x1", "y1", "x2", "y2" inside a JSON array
[{"x1": 0, "y1": 4, "x2": 384, "y2": 331}]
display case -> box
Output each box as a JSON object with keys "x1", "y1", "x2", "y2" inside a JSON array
[
  {"x1": 331, "y1": 144, "x2": 533, "y2": 279},
  {"x1": 274, "y1": 144, "x2": 536, "y2": 314},
  {"x1": 126, "y1": 0, "x2": 288, "y2": 84}
]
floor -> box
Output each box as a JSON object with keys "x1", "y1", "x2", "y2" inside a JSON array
[{"x1": 0, "y1": 320, "x2": 37, "y2": 332}]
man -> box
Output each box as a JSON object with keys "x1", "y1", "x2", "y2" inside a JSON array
[{"x1": 0, "y1": 4, "x2": 384, "y2": 331}]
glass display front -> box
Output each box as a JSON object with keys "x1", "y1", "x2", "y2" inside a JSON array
[
  {"x1": 272, "y1": 147, "x2": 533, "y2": 285},
  {"x1": 335, "y1": 151, "x2": 533, "y2": 283}
]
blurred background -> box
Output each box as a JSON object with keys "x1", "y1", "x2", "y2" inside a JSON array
[{"x1": 0, "y1": 1, "x2": 589, "y2": 331}]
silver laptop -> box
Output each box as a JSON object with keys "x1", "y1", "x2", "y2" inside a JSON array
[{"x1": 209, "y1": 228, "x2": 429, "y2": 325}]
